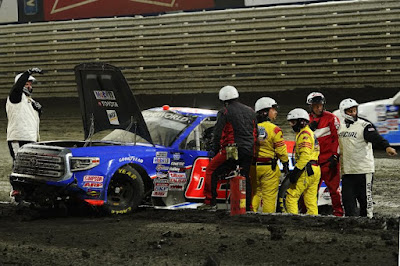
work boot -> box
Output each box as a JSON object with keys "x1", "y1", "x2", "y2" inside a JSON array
[{"x1": 197, "y1": 203, "x2": 217, "y2": 211}]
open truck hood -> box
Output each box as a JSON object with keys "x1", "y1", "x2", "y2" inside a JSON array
[{"x1": 74, "y1": 62, "x2": 153, "y2": 144}]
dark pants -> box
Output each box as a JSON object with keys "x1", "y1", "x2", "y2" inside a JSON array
[
  {"x1": 342, "y1": 173, "x2": 374, "y2": 218},
  {"x1": 8, "y1": 140, "x2": 33, "y2": 161},
  {"x1": 204, "y1": 149, "x2": 253, "y2": 210}
]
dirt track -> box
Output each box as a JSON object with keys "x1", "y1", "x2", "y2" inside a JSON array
[{"x1": 0, "y1": 88, "x2": 399, "y2": 265}]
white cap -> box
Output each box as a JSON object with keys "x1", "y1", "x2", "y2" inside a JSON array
[
  {"x1": 15, "y1": 73, "x2": 36, "y2": 84},
  {"x1": 287, "y1": 108, "x2": 310, "y2": 122},
  {"x1": 219, "y1": 85, "x2": 239, "y2": 101},
  {"x1": 254, "y1": 97, "x2": 278, "y2": 112}
]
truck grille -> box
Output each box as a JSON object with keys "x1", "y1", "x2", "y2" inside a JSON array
[{"x1": 13, "y1": 145, "x2": 71, "y2": 180}]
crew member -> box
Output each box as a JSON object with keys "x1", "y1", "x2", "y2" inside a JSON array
[
  {"x1": 199, "y1": 85, "x2": 257, "y2": 211},
  {"x1": 285, "y1": 108, "x2": 321, "y2": 215},
  {"x1": 250, "y1": 97, "x2": 289, "y2": 213},
  {"x1": 338, "y1": 98, "x2": 397, "y2": 218},
  {"x1": 307, "y1": 92, "x2": 343, "y2": 216},
  {"x1": 6, "y1": 68, "x2": 43, "y2": 161}
]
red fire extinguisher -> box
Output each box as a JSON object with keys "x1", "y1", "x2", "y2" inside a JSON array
[{"x1": 230, "y1": 175, "x2": 246, "y2": 216}]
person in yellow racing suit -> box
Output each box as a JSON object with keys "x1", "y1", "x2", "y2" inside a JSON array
[
  {"x1": 250, "y1": 97, "x2": 289, "y2": 213},
  {"x1": 285, "y1": 108, "x2": 321, "y2": 215}
]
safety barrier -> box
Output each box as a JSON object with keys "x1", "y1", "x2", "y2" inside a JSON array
[{"x1": 0, "y1": 0, "x2": 399, "y2": 98}]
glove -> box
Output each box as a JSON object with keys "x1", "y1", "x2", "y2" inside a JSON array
[
  {"x1": 207, "y1": 150, "x2": 216, "y2": 158},
  {"x1": 31, "y1": 100, "x2": 42, "y2": 116},
  {"x1": 287, "y1": 167, "x2": 302, "y2": 184},
  {"x1": 282, "y1": 161, "x2": 289, "y2": 176},
  {"x1": 27, "y1": 67, "x2": 43, "y2": 75},
  {"x1": 309, "y1": 121, "x2": 319, "y2": 131},
  {"x1": 328, "y1": 154, "x2": 339, "y2": 169}
]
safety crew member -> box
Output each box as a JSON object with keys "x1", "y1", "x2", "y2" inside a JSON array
[
  {"x1": 199, "y1": 85, "x2": 257, "y2": 211},
  {"x1": 6, "y1": 68, "x2": 43, "y2": 161},
  {"x1": 285, "y1": 108, "x2": 321, "y2": 215},
  {"x1": 307, "y1": 92, "x2": 343, "y2": 216},
  {"x1": 338, "y1": 98, "x2": 397, "y2": 218},
  {"x1": 250, "y1": 97, "x2": 289, "y2": 213}
]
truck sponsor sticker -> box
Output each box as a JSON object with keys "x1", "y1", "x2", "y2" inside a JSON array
[
  {"x1": 156, "y1": 151, "x2": 168, "y2": 158},
  {"x1": 156, "y1": 172, "x2": 168, "y2": 178},
  {"x1": 154, "y1": 178, "x2": 169, "y2": 183},
  {"x1": 83, "y1": 182, "x2": 103, "y2": 188},
  {"x1": 171, "y1": 161, "x2": 185, "y2": 167},
  {"x1": 153, "y1": 157, "x2": 170, "y2": 164},
  {"x1": 154, "y1": 183, "x2": 169, "y2": 191},
  {"x1": 93, "y1": 90, "x2": 116, "y2": 100},
  {"x1": 86, "y1": 190, "x2": 101, "y2": 198},
  {"x1": 156, "y1": 164, "x2": 170, "y2": 171},
  {"x1": 119, "y1": 156, "x2": 144, "y2": 163},
  {"x1": 106, "y1": 110, "x2": 120, "y2": 125},
  {"x1": 152, "y1": 191, "x2": 168, "y2": 197},
  {"x1": 172, "y1": 153, "x2": 181, "y2": 160},
  {"x1": 169, "y1": 178, "x2": 187, "y2": 183},
  {"x1": 168, "y1": 166, "x2": 184, "y2": 172},
  {"x1": 83, "y1": 175, "x2": 104, "y2": 182},
  {"x1": 169, "y1": 184, "x2": 185, "y2": 191},
  {"x1": 98, "y1": 101, "x2": 119, "y2": 108},
  {"x1": 169, "y1": 172, "x2": 186, "y2": 178}
]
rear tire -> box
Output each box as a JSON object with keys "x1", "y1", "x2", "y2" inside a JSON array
[{"x1": 103, "y1": 165, "x2": 144, "y2": 215}]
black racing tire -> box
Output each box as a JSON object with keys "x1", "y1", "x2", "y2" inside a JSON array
[{"x1": 103, "y1": 165, "x2": 144, "y2": 215}]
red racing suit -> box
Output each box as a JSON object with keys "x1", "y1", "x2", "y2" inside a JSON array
[{"x1": 309, "y1": 111, "x2": 343, "y2": 216}]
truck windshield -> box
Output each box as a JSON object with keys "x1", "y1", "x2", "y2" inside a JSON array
[{"x1": 98, "y1": 110, "x2": 195, "y2": 146}]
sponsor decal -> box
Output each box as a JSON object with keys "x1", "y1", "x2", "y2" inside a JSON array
[
  {"x1": 93, "y1": 90, "x2": 116, "y2": 100},
  {"x1": 156, "y1": 164, "x2": 169, "y2": 171},
  {"x1": 153, "y1": 157, "x2": 170, "y2": 164},
  {"x1": 169, "y1": 178, "x2": 187, "y2": 183},
  {"x1": 83, "y1": 175, "x2": 104, "y2": 182},
  {"x1": 106, "y1": 110, "x2": 120, "y2": 125},
  {"x1": 169, "y1": 184, "x2": 185, "y2": 191},
  {"x1": 168, "y1": 166, "x2": 184, "y2": 172},
  {"x1": 144, "y1": 111, "x2": 190, "y2": 123},
  {"x1": 156, "y1": 151, "x2": 168, "y2": 158},
  {"x1": 24, "y1": 0, "x2": 38, "y2": 15},
  {"x1": 169, "y1": 172, "x2": 186, "y2": 178},
  {"x1": 86, "y1": 190, "x2": 101, "y2": 198},
  {"x1": 156, "y1": 172, "x2": 168, "y2": 178},
  {"x1": 154, "y1": 178, "x2": 169, "y2": 183},
  {"x1": 98, "y1": 101, "x2": 119, "y2": 108},
  {"x1": 171, "y1": 161, "x2": 185, "y2": 167},
  {"x1": 83, "y1": 182, "x2": 103, "y2": 188},
  {"x1": 154, "y1": 183, "x2": 169, "y2": 191},
  {"x1": 119, "y1": 156, "x2": 144, "y2": 163},
  {"x1": 152, "y1": 191, "x2": 168, "y2": 197},
  {"x1": 172, "y1": 153, "x2": 181, "y2": 160}
]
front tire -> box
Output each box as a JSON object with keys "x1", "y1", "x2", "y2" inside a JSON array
[{"x1": 103, "y1": 165, "x2": 144, "y2": 215}]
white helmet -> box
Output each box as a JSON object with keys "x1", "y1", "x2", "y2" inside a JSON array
[
  {"x1": 306, "y1": 92, "x2": 325, "y2": 105},
  {"x1": 254, "y1": 97, "x2": 278, "y2": 112},
  {"x1": 219, "y1": 85, "x2": 239, "y2": 101},
  {"x1": 14, "y1": 73, "x2": 36, "y2": 84},
  {"x1": 287, "y1": 108, "x2": 310, "y2": 122},
  {"x1": 339, "y1": 98, "x2": 359, "y2": 121}
]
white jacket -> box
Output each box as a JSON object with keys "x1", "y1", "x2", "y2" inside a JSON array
[
  {"x1": 6, "y1": 93, "x2": 40, "y2": 142},
  {"x1": 338, "y1": 119, "x2": 374, "y2": 174}
]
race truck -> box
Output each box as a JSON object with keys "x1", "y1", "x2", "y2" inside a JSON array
[
  {"x1": 333, "y1": 91, "x2": 400, "y2": 146},
  {"x1": 10, "y1": 62, "x2": 331, "y2": 214}
]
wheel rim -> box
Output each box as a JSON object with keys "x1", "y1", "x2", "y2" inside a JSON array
[{"x1": 107, "y1": 176, "x2": 134, "y2": 207}]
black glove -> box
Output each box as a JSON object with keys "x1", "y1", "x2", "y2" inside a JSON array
[
  {"x1": 32, "y1": 100, "x2": 42, "y2": 116},
  {"x1": 288, "y1": 167, "x2": 302, "y2": 184},
  {"x1": 309, "y1": 121, "x2": 319, "y2": 131},
  {"x1": 27, "y1": 67, "x2": 43, "y2": 75},
  {"x1": 328, "y1": 154, "x2": 339, "y2": 169},
  {"x1": 282, "y1": 161, "x2": 289, "y2": 175}
]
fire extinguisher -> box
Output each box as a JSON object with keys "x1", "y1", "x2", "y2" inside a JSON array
[{"x1": 230, "y1": 175, "x2": 246, "y2": 216}]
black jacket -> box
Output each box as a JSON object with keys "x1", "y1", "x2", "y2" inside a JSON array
[{"x1": 212, "y1": 100, "x2": 257, "y2": 156}]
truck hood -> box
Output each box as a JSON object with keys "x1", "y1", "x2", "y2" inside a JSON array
[{"x1": 74, "y1": 63, "x2": 153, "y2": 144}]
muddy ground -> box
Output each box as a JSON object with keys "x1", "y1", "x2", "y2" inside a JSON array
[{"x1": 0, "y1": 88, "x2": 399, "y2": 265}]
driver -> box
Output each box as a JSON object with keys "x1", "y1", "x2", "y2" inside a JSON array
[{"x1": 198, "y1": 85, "x2": 257, "y2": 211}]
